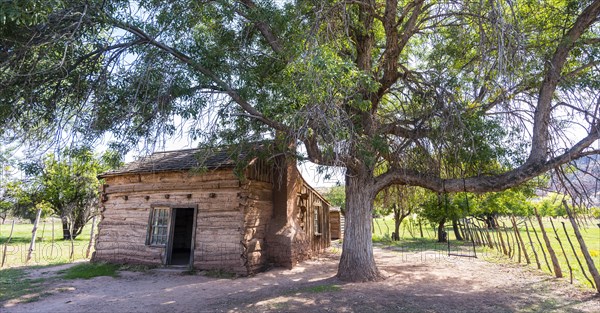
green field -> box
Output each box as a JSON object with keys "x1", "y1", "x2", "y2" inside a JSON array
[
  {"x1": 0, "y1": 219, "x2": 96, "y2": 268},
  {"x1": 2, "y1": 216, "x2": 598, "y2": 291},
  {"x1": 372, "y1": 216, "x2": 600, "y2": 290}
]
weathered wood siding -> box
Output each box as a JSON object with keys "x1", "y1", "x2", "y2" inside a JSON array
[
  {"x1": 94, "y1": 159, "x2": 330, "y2": 275},
  {"x1": 240, "y1": 180, "x2": 273, "y2": 274},
  {"x1": 94, "y1": 170, "x2": 249, "y2": 274},
  {"x1": 329, "y1": 210, "x2": 343, "y2": 240},
  {"x1": 298, "y1": 183, "x2": 331, "y2": 253}
]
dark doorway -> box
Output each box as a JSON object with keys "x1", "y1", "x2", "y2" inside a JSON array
[{"x1": 169, "y1": 208, "x2": 195, "y2": 265}]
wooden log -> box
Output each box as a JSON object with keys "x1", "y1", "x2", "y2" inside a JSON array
[
  {"x1": 100, "y1": 220, "x2": 151, "y2": 228},
  {"x1": 510, "y1": 217, "x2": 521, "y2": 263},
  {"x1": 95, "y1": 242, "x2": 160, "y2": 252},
  {"x1": 104, "y1": 197, "x2": 242, "y2": 211},
  {"x1": 480, "y1": 222, "x2": 492, "y2": 248},
  {"x1": 549, "y1": 218, "x2": 573, "y2": 284},
  {"x1": 562, "y1": 221, "x2": 595, "y2": 288},
  {"x1": 475, "y1": 223, "x2": 485, "y2": 246},
  {"x1": 563, "y1": 201, "x2": 600, "y2": 292},
  {"x1": 503, "y1": 222, "x2": 514, "y2": 259},
  {"x1": 494, "y1": 218, "x2": 508, "y2": 255},
  {"x1": 511, "y1": 216, "x2": 530, "y2": 264},
  {"x1": 524, "y1": 220, "x2": 541, "y2": 269},
  {"x1": 487, "y1": 227, "x2": 499, "y2": 251},
  {"x1": 1, "y1": 220, "x2": 15, "y2": 267},
  {"x1": 534, "y1": 208, "x2": 562, "y2": 278},
  {"x1": 26, "y1": 209, "x2": 43, "y2": 263},
  {"x1": 196, "y1": 232, "x2": 242, "y2": 244},
  {"x1": 106, "y1": 170, "x2": 238, "y2": 185},
  {"x1": 474, "y1": 223, "x2": 485, "y2": 246},
  {"x1": 528, "y1": 216, "x2": 552, "y2": 273},
  {"x1": 105, "y1": 180, "x2": 242, "y2": 194}
]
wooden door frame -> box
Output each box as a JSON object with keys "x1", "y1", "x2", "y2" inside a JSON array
[{"x1": 164, "y1": 205, "x2": 198, "y2": 267}]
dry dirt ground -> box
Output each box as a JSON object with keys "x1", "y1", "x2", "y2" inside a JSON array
[{"x1": 3, "y1": 245, "x2": 599, "y2": 313}]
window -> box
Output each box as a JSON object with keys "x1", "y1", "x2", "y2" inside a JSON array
[
  {"x1": 314, "y1": 205, "x2": 322, "y2": 235},
  {"x1": 147, "y1": 207, "x2": 170, "y2": 246}
]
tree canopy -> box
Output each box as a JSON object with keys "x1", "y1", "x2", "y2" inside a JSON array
[{"x1": 1, "y1": 0, "x2": 599, "y2": 281}]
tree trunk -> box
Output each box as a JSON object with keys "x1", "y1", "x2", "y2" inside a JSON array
[
  {"x1": 392, "y1": 205, "x2": 401, "y2": 241},
  {"x1": 62, "y1": 219, "x2": 72, "y2": 240},
  {"x1": 437, "y1": 218, "x2": 447, "y2": 242},
  {"x1": 337, "y1": 171, "x2": 382, "y2": 282},
  {"x1": 452, "y1": 219, "x2": 463, "y2": 241},
  {"x1": 485, "y1": 214, "x2": 497, "y2": 229}
]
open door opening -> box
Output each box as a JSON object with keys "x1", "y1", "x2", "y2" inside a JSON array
[{"x1": 169, "y1": 208, "x2": 195, "y2": 266}]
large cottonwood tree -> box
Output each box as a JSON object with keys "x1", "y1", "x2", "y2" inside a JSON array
[{"x1": 1, "y1": 0, "x2": 599, "y2": 281}]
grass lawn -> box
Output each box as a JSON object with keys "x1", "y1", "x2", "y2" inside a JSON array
[
  {"x1": 0, "y1": 267, "x2": 45, "y2": 303},
  {"x1": 372, "y1": 216, "x2": 600, "y2": 290},
  {"x1": 0, "y1": 219, "x2": 96, "y2": 268}
]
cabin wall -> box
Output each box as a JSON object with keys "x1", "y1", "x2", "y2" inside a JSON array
[
  {"x1": 265, "y1": 159, "x2": 331, "y2": 268},
  {"x1": 94, "y1": 170, "x2": 248, "y2": 274},
  {"x1": 240, "y1": 180, "x2": 273, "y2": 274},
  {"x1": 94, "y1": 161, "x2": 330, "y2": 274},
  {"x1": 299, "y1": 184, "x2": 331, "y2": 252},
  {"x1": 329, "y1": 210, "x2": 343, "y2": 240},
  {"x1": 265, "y1": 160, "x2": 311, "y2": 268}
]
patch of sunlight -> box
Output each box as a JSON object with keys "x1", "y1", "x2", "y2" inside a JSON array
[{"x1": 255, "y1": 296, "x2": 315, "y2": 307}]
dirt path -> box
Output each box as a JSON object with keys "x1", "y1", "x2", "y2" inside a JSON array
[{"x1": 3, "y1": 246, "x2": 599, "y2": 312}]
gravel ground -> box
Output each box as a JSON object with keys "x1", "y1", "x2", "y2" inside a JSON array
[{"x1": 3, "y1": 245, "x2": 599, "y2": 313}]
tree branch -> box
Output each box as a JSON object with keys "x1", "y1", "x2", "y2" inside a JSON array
[
  {"x1": 529, "y1": 0, "x2": 600, "y2": 163},
  {"x1": 374, "y1": 122, "x2": 600, "y2": 193},
  {"x1": 236, "y1": 0, "x2": 284, "y2": 55},
  {"x1": 112, "y1": 20, "x2": 288, "y2": 132}
]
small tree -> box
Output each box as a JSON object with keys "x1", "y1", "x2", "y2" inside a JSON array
[
  {"x1": 0, "y1": 147, "x2": 16, "y2": 223},
  {"x1": 40, "y1": 149, "x2": 104, "y2": 239},
  {"x1": 17, "y1": 148, "x2": 120, "y2": 239},
  {"x1": 323, "y1": 185, "x2": 346, "y2": 213},
  {"x1": 3, "y1": 180, "x2": 43, "y2": 223},
  {"x1": 376, "y1": 185, "x2": 426, "y2": 241}
]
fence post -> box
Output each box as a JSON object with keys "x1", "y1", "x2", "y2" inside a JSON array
[
  {"x1": 524, "y1": 221, "x2": 541, "y2": 269},
  {"x1": 528, "y1": 216, "x2": 552, "y2": 273},
  {"x1": 549, "y1": 218, "x2": 572, "y2": 284},
  {"x1": 563, "y1": 201, "x2": 600, "y2": 293},
  {"x1": 495, "y1": 218, "x2": 508, "y2": 255},
  {"x1": 534, "y1": 208, "x2": 562, "y2": 278},
  {"x1": 1, "y1": 220, "x2": 15, "y2": 267},
  {"x1": 26, "y1": 209, "x2": 42, "y2": 263}
]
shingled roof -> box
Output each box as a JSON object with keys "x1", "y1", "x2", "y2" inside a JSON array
[{"x1": 99, "y1": 146, "x2": 250, "y2": 178}]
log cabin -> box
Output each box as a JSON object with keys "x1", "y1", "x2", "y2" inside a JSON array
[{"x1": 93, "y1": 145, "x2": 333, "y2": 275}]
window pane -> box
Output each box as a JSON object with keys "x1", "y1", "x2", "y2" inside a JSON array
[{"x1": 148, "y1": 208, "x2": 169, "y2": 246}]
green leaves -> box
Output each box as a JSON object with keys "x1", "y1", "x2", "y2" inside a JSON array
[{"x1": 0, "y1": 0, "x2": 62, "y2": 26}]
